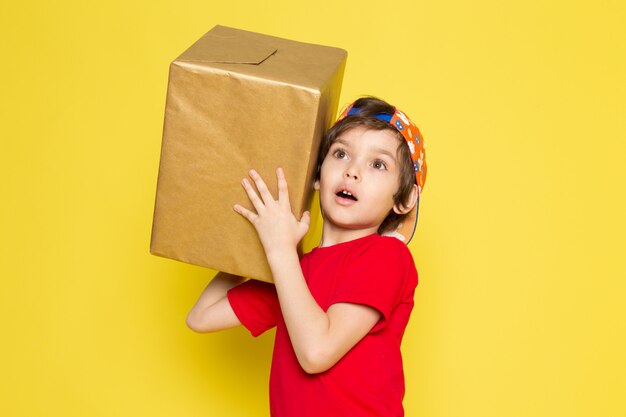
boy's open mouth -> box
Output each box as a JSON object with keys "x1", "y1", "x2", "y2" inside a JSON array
[{"x1": 336, "y1": 190, "x2": 358, "y2": 201}]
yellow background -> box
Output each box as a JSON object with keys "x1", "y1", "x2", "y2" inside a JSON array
[{"x1": 2, "y1": 0, "x2": 625, "y2": 416}]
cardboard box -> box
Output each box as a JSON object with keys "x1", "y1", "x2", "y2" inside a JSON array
[{"x1": 150, "y1": 25, "x2": 347, "y2": 282}]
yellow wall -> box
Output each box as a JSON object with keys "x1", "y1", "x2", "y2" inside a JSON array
[{"x1": 2, "y1": 1, "x2": 625, "y2": 416}]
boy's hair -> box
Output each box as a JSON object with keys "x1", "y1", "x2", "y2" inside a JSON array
[{"x1": 315, "y1": 96, "x2": 416, "y2": 235}]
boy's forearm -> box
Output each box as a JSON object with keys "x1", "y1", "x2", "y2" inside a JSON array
[
  {"x1": 193, "y1": 272, "x2": 244, "y2": 306},
  {"x1": 187, "y1": 272, "x2": 245, "y2": 325},
  {"x1": 266, "y1": 249, "x2": 332, "y2": 372}
]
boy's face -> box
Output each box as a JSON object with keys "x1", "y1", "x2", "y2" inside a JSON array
[{"x1": 314, "y1": 126, "x2": 408, "y2": 235}]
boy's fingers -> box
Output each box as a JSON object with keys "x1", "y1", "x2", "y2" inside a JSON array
[
  {"x1": 233, "y1": 204, "x2": 258, "y2": 223},
  {"x1": 276, "y1": 168, "x2": 291, "y2": 208},
  {"x1": 249, "y1": 169, "x2": 275, "y2": 205},
  {"x1": 241, "y1": 178, "x2": 265, "y2": 213}
]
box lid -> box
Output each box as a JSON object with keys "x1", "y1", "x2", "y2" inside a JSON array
[
  {"x1": 177, "y1": 28, "x2": 277, "y2": 64},
  {"x1": 173, "y1": 25, "x2": 347, "y2": 92}
]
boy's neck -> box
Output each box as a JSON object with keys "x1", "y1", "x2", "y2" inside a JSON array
[{"x1": 318, "y1": 223, "x2": 380, "y2": 248}]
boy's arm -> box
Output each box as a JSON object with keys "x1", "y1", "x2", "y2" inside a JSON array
[
  {"x1": 186, "y1": 272, "x2": 245, "y2": 333},
  {"x1": 234, "y1": 169, "x2": 381, "y2": 374},
  {"x1": 268, "y1": 249, "x2": 381, "y2": 374}
]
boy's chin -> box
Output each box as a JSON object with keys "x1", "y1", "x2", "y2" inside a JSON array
[{"x1": 323, "y1": 217, "x2": 383, "y2": 234}]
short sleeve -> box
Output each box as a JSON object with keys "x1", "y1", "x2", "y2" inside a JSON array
[
  {"x1": 227, "y1": 279, "x2": 279, "y2": 337},
  {"x1": 330, "y1": 237, "x2": 417, "y2": 333}
]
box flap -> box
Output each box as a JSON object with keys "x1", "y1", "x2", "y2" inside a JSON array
[{"x1": 177, "y1": 26, "x2": 277, "y2": 65}]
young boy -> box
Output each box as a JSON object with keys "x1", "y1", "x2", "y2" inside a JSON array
[{"x1": 187, "y1": 97, "x2": 427, "y2": 417}]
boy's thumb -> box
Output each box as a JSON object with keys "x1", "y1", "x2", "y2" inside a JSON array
[{"x1": 300, "y1": 211, "x2": 311, "y2": 226}]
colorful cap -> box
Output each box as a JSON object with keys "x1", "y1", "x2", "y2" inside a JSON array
[{"x1": 335, "y1": 102, "x2": 427, "y2": 243}]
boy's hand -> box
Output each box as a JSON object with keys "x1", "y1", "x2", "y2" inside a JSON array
[{"x1": 233, "y1": 168, "x2": 310, "y2": 257}]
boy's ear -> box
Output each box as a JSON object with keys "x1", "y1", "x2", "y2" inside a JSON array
[
  {"x1": 393, "y1": 184, "x2": 418, "y2": 215},
  {"x1": 314, "y1": 179, "x2": 320, "y2": 190}
]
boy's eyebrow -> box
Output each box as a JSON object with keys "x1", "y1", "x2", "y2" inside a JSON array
[
  {"x1": 373, "y1": 147, "x2": 398, "y2": 162},
  {"x1": 332, "y1": 139, "x2": 398, "y2": 162}
]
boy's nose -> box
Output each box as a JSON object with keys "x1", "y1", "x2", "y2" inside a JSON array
[{"x1": 344, "y1": 168, "x2": 359, "y2": 181}]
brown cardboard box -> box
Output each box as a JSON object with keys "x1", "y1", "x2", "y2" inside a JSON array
[{"x1": 150, "y1": 25, "x2": 347, "y2": 282}]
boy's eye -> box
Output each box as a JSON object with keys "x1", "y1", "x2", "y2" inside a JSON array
[{"x1": 373, "y1": 160, "x2": 387, "y2": 170}]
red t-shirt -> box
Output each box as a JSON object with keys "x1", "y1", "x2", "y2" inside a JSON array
[{"x1": 227, "y1": 233, "x2": 418, "y2": 417}]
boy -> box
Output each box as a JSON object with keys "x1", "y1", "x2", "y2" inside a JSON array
[{"x1": 187, "y1": 97, "x2": 427, "y2": 416}]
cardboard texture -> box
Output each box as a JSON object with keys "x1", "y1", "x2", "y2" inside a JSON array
[{"x1": 150, "y1": 25, "x2": 347, "y2": 282}]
